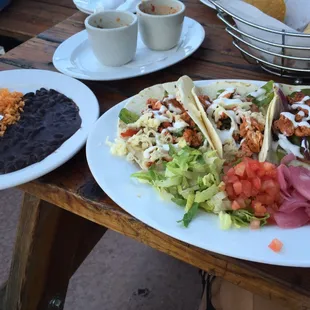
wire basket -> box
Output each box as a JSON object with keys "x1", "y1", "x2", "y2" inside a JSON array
[{"x1": 207, "y1": 0, "x2": 310, "y2": 84}]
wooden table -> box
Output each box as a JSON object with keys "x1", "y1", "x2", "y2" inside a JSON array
[
  {"x1": 0, "y1": 0, "x2": 76, "y2": 42},
  {"x1": 1, "y1": 2, "x2": 310, "y2": 310}
]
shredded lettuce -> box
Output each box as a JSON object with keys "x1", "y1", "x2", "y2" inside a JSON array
[
  {"x1": 219, "y1": 211, "x2": 232, "y2": 230},
  {"x1": 132, "y1": 146, "x2": 230, "y2": 227},
  {"x1": 252, "y1": 80, "x2": 275, "y2": 107},
  {"x1": 131, "y1": 146, "x2": 272, "y2": 230},
  {"x1": 219, "y1": 209, "x2": 270, "y2": 229},
  {"x1": 177, "y1": 202, "x2": 200, "y2": 228}
]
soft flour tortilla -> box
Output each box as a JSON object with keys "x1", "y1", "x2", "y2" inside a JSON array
[
  {"x1": 176, "y1": 76, "x2": 216, "y2": 151},
  {"x1": 117, "y1": 76, "x2": 217, "y2": 168},
  {"x1": 191, "y1": 81, "x2": 278, "y2": 161},
  {"x1": 265, "y1": 83, "x2": 310, "y2": 162}
]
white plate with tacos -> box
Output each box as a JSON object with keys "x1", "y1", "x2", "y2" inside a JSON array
[{"x1": 86, "y1": 76, "x2": 310, "y2": 266}]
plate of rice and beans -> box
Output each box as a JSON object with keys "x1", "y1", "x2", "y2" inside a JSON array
[{"x1": 0, "y1": 69, "x2": 99, "y2": 190}]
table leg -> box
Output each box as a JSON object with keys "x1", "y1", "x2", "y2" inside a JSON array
[{"x1": 2, "y1": 192, "x2": 107, "y2": 310}]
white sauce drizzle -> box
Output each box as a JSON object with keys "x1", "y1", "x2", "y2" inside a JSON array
[
  {"x1": 297, "y1": 110, "x2": 305, "y2": 117},
  {"x1": 206, "y1": 102, "x2": 219, "y2": 117},
  {"x1": 168, "y1": 103, "x2": 182, "y2": 114},
  {"x1": 217, "y1": 127, "x2": 235, "y2": 144},
  {"x1": 249, "y1": 88, "x2": 266, "y2": 98},
  {"x1": 281, "y1": 112, "x2": 310, "y2": 128},
  {"x1": 278, "y1": 134, "x2": 304, "y2": 158},
  {"x1": 167, "y1": 120, "x2": 188, "y2": 133},
  {"x1": 153, "y1": 111, "x2": 171, "y2": 123},
  {"x1": 143, "y1": 146, "x2": 157, "y2": 159},
  {"x1": 300, "y1": 95, "x2": 310, "y2": 103},
  {"x1": 159, "y1": 105, "x2": 168, "y2": 113},
  {"x1": 213, "y1": 98, "x2": 244, "y2": 109},
  {"x1": 218, "y1": 87, "x2": 235, "y2": 98},
  {"x1": 162, "y1": 144, "x2": 170, "y2": 151},
  {"x1": 163, "y1": 94, "x2": 175, "y2": 102}
]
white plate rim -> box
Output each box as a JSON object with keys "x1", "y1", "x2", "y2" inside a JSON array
[
  {"x1": 0, "y1": 69, "x2": 99, "y2": 190},
  {"x1": 53, "y1": 17, "x2": 205, "y2": 81},
  {"x1": 86, "y1": 78, "x2": 310, "y2": 267},
  {"x1": 73, "y1": 0, "x2": 136, "y2": 14}
]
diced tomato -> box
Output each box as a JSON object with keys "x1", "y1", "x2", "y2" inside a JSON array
[
  {"x1": 264, "y1": 169, "x2": 277, "y2": 178},
  {"x1": 232, "y1": 200, "x2": 242, "y2": 210},
  {"x1": 234, "y1": 162, "x2": 246, "y2": 177},
  {"x1": 252, "y1": 201, "x2": 267, "y2": 216},
  {"x1": 266, "y1": 186, "x2": 279, "y2": 198},
  {"x1": 255, "y1": 194, "x2": 266, "y2": 204},
  {"x1": 257, "y1": 169, "x2": 265, "y2": 177},
  {"x1": 268, "y1": 203, "x2": 279, "y2": 212},
  {"x1": 236, "y1": 197, "x2": 246, "y2": 209},
  {"x1": 261, "y1": 179, "x2": 276, "y2": 192},
  {"x1": 227, "y1": 168, "x2": 235, "y2": 176},
  {"x1": 227, "y1": 175, "x2": 239, "y2": 184},
  {"x1": 256, "y1": 194, "x2": 275, "y2": 205},
  {"x1": 251, "y1": 187, "x2": 259, "y2": 197},
  {"x1": 233, "y1": 181, "x2": 243, "y2": 195},
  {"x1": 249, "y1": 160, "x2": 261, "y2": 172},
  {"x1": 225, "y1": 183, "x2": 234, "y2": 198},
  {"x1": 263, "y1": 162, "x2": 275, "y2": 172},
  {"x1": 120, "y1": 129, "x2": 139, "y2": 138},
  {"x1": 252, "y1": 177, "x2": 261, "y2": 190},
  {"x1": 223, "y1": 165, "x2": 230, "y2": 174},
  {"x1": 264, "y1": 194, "x2": 275, "y2": 205},
  {"x1": 245, "y1": 165, "x2": 256, "y2": 179},
  {"x1": 241, "y1": 180, "x2": 252, "y2": 198},
  {"x1": 268, "y1": 238, "x2": 283, "y2": 253},
  {"x1": 222, "y1": 158, "x2": 280, "y2": 220},
  {"x1": 250, "y1": 219, "x2": 261, "y2": 230}
]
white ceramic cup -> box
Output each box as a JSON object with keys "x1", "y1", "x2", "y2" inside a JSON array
[
  {"x1": 136, "y1": 0, "x2": 185, "y2": 51},
  {"x1": 85, "y1": 10, "x2": 138, "y2": 67}
]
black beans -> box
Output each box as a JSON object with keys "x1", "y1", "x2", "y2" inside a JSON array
[{"x1": 0, "y1": 88, "x2": 81, "y2": 174}]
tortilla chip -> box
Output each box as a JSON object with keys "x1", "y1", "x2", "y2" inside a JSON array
[
  {"x1": 244, "y1": 0, "x2": 286, "y2": 22},
  {"x1": 304, "y1": 23, "x2": 310, "y2": 34}
]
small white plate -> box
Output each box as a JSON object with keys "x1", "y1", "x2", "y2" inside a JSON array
[
  {"x1": 86, "y1": 79, "x2": 310, "y2": 267},
  {"x1": 53, "y1": 17, "x2": 205, "y2": 81},
  {"x1": 73, "y1": 0, "x2": 134, "y2": 15},
  {"x1": 0, "y1": 69, "x2": 99, "y2": 190}
]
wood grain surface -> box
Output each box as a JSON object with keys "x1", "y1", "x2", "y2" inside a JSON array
[
  {"x1": 1, "y1": 3, "x2": 309, "y2": 310},
  {"x1": 0, "y1": 0, "x2": 76, "y2": 41}
]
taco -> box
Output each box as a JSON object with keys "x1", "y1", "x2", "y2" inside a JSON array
[
  {"x1": 111, "y1": 76, "x2": 216, "y2": 170},
  {"x1": 191, "y1": 80, "x2": 278, "y2": 162},
  {"x1": 271, "y1": 84, "x2": 310, "y2": 163}
]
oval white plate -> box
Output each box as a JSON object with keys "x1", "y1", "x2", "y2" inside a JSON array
[
  {"x1": 0, "y1": 69, "x2": 99, "y2": 190},
  {"x1": 73, "y1": 0, "x2": 135, "y2": 15},
  {"x1": 86, "y1": 79, "x2": 310, "y2": 267},
  {"x1": 53, "y1": 17, "x2": 205, "y2": 81}
]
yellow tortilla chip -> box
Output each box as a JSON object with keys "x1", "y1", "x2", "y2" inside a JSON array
[
  {"x1": 304, "y1": 23, "x2": 310, "y2": 34},
  {"x1": 244, "y1": 0, "x2": 286, "y2": 22}
]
